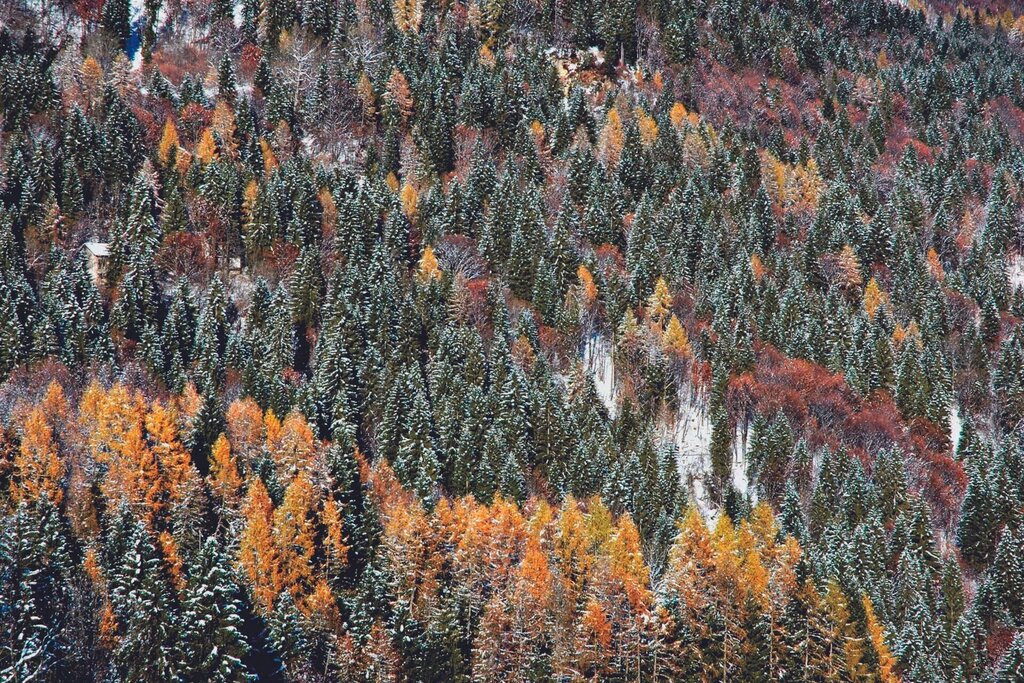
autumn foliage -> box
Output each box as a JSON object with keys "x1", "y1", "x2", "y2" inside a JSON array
[{"x1": 0, "y1": 381, "x2": 905, "y2": 681}]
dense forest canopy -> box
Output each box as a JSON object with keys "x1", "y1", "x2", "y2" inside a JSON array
[{"x1": 2, "y1": 0, "x2": 1024, "y2": 678}]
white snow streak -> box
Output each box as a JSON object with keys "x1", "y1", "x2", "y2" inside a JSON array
[
  {"x1": 580, "y1": 336, "x2": 756, "y2": 518},
  {"x1": 583, "y1": 336, "x2": 616, "y2": 417},
  {"x1": 670, "y1": 392, "x2": 714, "y2": 517},
  {"x1": 949, "y1": 403, "x2": 962, "y2": 452},
  {"x1": 732, "y1": 426, "x2": 754, "y2": 502},
  {"x1": 1009, "y1": 254, "x2": 1024, "y2": 291}
]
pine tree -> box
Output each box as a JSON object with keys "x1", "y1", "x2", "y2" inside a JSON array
[
  {"x1": 0, "y1": 503, "x2": 75, "y2": 683},
  {"x1": 989, "y1": 527, "x2": 1024, "y2": 626},
  {"x1": 779, "y1": 482, "x2": 806, "y2": 543},
  {"x1": 101, "y1": 0, "x2": 131, "y2": 49},
  {"x1": 37, "y1": 248, "x2": 113, "y2": 370},
  {"x1": 103, "y1": 89, "x2": 146, "y2": 184},
  {"x1": 873, "y1": 447, "x2": 908, "y2": 523},
  {"x1": 193, "y1": 276, "x2": 229, "y2": 393},
  {"x1": 304, "y1": 0, "x2": 336, "y2": 39},
  {"x1": 107, "y1": 513, "x2": 182, "y2": 682},
  {"x1": 218, "y1": 54, "x2": 237, "y2": 103},
  {"x1": 326, "y1": 444, "x2": 380, "y2": 587},
  {"x1": 709, "y1": 408, "x2": 733, "y2": 491},
  {"x1": 0, "y1": 212, "x2": 36, "y2": 378},
  {"x1": 189, "y1": 389, "x2": 225, "y2": 475},
  {"x1": 945, "y1": 609, "x2": 989, "y2": 681},
  {"x1": 957, "y1": 459, "x2": 1001, "y2": 568},
  {"x1": 180, "y1": 538, "x2": 254, "y2": 682},
  {"x1": 266, "y1": 590, "x2": 311, "y2": 675},
  {"x1": 111, "y1": 248, "x2": 160, "y2": 343},
  {"x1": 396, "y1": 386, "x2": 440, "y2": 502},
  {"x1": 998, "y1": 631, "x2": 1024, "y2": 683}
]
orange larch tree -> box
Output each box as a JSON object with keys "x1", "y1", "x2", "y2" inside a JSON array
[
  {"x1": 273, "y1": 471, "x2": 318, "y2": 598},
  {"x1": 208, "y1": 433, "x2": 243, "y2": 504},
  {"x1": 145, "y1": 402, "x2": 199, "y2": 506},
  {"x1": 11, "y1": 406, "x2": 65, "y2": 506},
  {"x1": 238, "y1": 477, "x2": 282, "y2": 611}
]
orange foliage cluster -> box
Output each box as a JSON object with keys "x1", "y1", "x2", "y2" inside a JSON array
[
  {"x1": 360, "y1": 473, "x2": 900, "y2": 681},
  {"x1": 0, "y1": 378, "x2": 907, "y2": 680},
  {"x1": 3, "y1": 382, "x2": 353, "y2": 621}
]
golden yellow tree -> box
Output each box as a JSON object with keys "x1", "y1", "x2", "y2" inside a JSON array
[
  {"x1": 319, "y1": 187, "x2": 337, "y2": 233},
  {"x1": 300, "y1": 578, "x2": 343, "y2": 630},
  {"x1": 835, "y1": 245, "x2": 864, "y2": 290},
  {"x1": 553, "y1": 497, "x2": 595, "y2": 600},
  {"x1": 636, "y1": 108, "x2": 659, "y2": 147},
  {"x1": 238, "y1": 477, "x2": 281, "y2": 611},
  {"x1": 662, "y1": 507, "x2": 715, "y2": 626},
  {"x1": 577, "y1": 598, "x2": 613, "y2": 676},
  {"x1": 385, "y1": 69, "x2": 415, "y2": 122},
  {"x1": 416, "y1": 245, "x2": 441, "y2": 283},
  {"x1": 226, "y1": 397, "x2": 266, "y2": 465},
  {"x1": 81, "y1": 384, "x2": 165, "y2": 524},
  {"x1": 268, "y1": 411, "x2": 316, "y2": 483},
  {"x1": 12, "y1": 407, "x2": 65, "y2": 506},
  {"x1": 145, "y1": 402, "x2": 197, "y2": 504},
  {"x1": 274, "y1": 472, "x2": 318, "y2": 597},
  {"x1": 751, "y1": 252, "x2": 766, "y2": 281},
  {"x1": 357, "y1": 72, "x2": 377, "y2": 122},
  {"x1": 599, "y1": 108, "x2": 624, "y2": 168},
  {"x1": 320, "y1": 496, "x2": 349, "y2": 577},
  {"x1": 211, "y1": 100, "x2": 239, "y2": 158},
  {"x1": 647, "y1": 277, "x2": 672, "y2": 327},
  {"x1": 473, "y1": 592, "x2": 517, "y2": 680},
  {"x1": 864, "y1": 277, "x2": 886, "y2": 318},
  {"x1": 392, "y1": 0, "x2": 423, "y2": 33},
  {"x1": 115, "y1": 422, "x2": 165, "y2": 525},
  {"x1": 663, "y1": 315, "x2": 693, "y2": 360},
  {"x1": 669, "y1": 102, "x2": 688, "y2": 127},
  {"x1": 158, "y1": 119, "x2": 181, "y2": 166},
  {"x1": 400, "y1": 183, "x2": 419, "y2": 220},
  {"x1": 79, "y1": 382, "x2": 144, "y2": 465},
  {"x1": 259, "y1": 138, "x2": 278, "y2": 175},
  {"x1": 577, "y1": 265, "x2": 598, "y2": 303},
  {"x1": 863, "y1": 595, "x2": 901, "y2": 683},
  {"x1": 81, "y1": 57, "x2": 104, "y2": 110},
  {"x1": 159, "y1": 530, "x2": 186, "y2": 592},
  {"x1": 263, "y1": 408, "x2": 282, "y2": 449},
  {"x1": 209, "y1": 434, "x2": 243, "y2": 502},
  {"x1": 607, "y1": 514, "x2": 651, "y2": 612},
  {"x1": 195, "y1": 128, "x2": 218, "y2": 164},
  {"x1": 926, "y1": 247, "x2": 944, "y2": 281},
  {"x1": 516, "y1": 536, "x2": 554, "y2": 614}
]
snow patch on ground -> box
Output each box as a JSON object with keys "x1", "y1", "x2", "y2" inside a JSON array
[
  {"x1": 665, "y1": 396, "x2": 758, "y2": 517},
  {"x1": 578, "y1": 336, "x2": 756, "y2": 518},
  {"x1": 1009, "y1": 255, "x2": 1024, "y2": 290},
  {"x1": 949, "y1": 403, "x2": 962, "y2": 452},
  {"x1": 583, "y1": 336, "x2": 616, "y2": 418},
  {"x1": 670, "y1": 391, "x2": 716, "y2": 517},
  {"x1": 688, "y1": 471, "x2": 717, "y2": 521},
  {"x1": 732, "y1": 426, "x2": 754, "y2": 502},
  {"x1": 673, "y1": 393, "x2": 712, "y2": 459},
  {"x1": 130, "y1": 0, "x2": 171, "y2": 71}
]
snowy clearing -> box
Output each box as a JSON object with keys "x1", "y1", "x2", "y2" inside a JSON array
[
  {"x1": 582, "y1": 335, "x2": 616, "y2": 417},
  {"x1": 1009, "y1": 254, "x2": 1024, "y2": 291}
]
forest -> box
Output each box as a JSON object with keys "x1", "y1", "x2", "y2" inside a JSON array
[{"x1": 1, "y1": 0, "x2": 1024, "y2": 677}]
